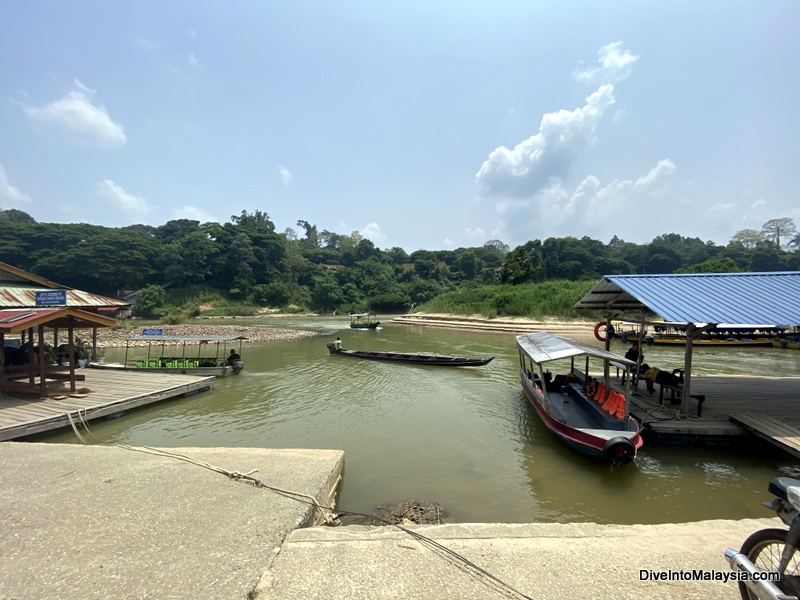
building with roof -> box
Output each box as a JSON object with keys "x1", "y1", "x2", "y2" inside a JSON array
[
  {"x1": 575, "y1": 271, "x2": 800, "y2": 414},
  {"x1": 0, "y1": 261, "x2": 130, "y2": 397}
]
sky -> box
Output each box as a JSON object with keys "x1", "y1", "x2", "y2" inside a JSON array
[{"x1": 2, "y1": 1, "x2": 799, "y2": 253}]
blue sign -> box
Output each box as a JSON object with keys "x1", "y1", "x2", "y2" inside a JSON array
[
  {"x1": 36, "y1": 290, "x2": 67, "y2": 306},
  {"x1": 142, "y1": 328, "x2": 164, "y2": 335}
]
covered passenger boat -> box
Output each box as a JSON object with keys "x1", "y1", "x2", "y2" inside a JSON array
[
  {"x1": 516, "y1": 332, "x2": 642, "y2": 466},
  {"x1": 647, "y1": 322, "x2": 783, "y2": 347},
  {"x1": 349, "y1": 313, "x2": 380, "y2": 329},
  {"x1": 90, "y1": 333, "x2": 246, "y2": 377}
]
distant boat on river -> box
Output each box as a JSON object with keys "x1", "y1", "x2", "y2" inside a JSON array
[{"x1": 326, "y1": 342, "x2": 493, "y2": 366}]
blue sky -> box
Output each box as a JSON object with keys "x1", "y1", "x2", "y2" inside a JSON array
[{"x1": 2, "y1": 1, "x2": 798, "y2": 253}]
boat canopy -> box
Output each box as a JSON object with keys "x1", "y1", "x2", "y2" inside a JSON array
[
  {"x1": 126, "y1": 335, "x2": 247, "y2": 342},
  {"x1": 516, "y1": 332, "x2": 636, "y2": 367},
  {"x1": 349, "y1": 313, "x2": 370, "y2": 318}
]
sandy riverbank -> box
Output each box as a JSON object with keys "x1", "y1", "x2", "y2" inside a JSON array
[{"x1": 391, "y1": 312, "x2": 598, "y2": 335}]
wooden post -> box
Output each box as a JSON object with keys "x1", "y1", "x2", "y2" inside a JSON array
[
  {"x1": 38, "y1": 324, "x2": 46, "y2": 398},
  {"x1": 0, "y1": 331, "x2": 5, "y2": 395},
  {"x1": 681, "y1": 324, "x2": 695, "y2": 414},
  {"x1": 67, "y1": 317, "x2": 76, "y2": 393}
]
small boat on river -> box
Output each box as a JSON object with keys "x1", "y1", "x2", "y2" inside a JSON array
[
  {"x1": 326, "y1": 342, "x2": 493, "y2": 366},
  {"x1": 90, "y1": 333, "x2": 246, "y2": 377},
  {"x1": 516, "y1": 332, "x2": 642, "y2": 466},
  {"x1": 349, "y1": 313, "x2": 380, "y2": 329}
]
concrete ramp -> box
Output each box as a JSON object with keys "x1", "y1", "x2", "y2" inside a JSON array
[
  {"x1": 257, "y1": 519, "x2": 780, "y2": 600},
  {"x1": 0, "y1": 443, "x2": 344, "y2": 600}
]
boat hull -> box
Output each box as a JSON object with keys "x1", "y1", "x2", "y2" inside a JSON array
[
  {"x1": 521, "y1": 377, "x2": 642, "y2": 464},
  {"x1": 89, "y1": 362, "x2": 236, "y2": 377},
  {"x1": 650, "y1": 336, "x2": 773, "y2": 347},
  {"x1": 326, "y1": 343, "x2": 493, "y2": 366},
  {"x1": 350, "y1": 323, "x2": 380, "y2": 329}
]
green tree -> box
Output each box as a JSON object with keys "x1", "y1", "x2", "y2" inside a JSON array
[
  {"x1": 500, "y1": 246, "x2": 538, "y2": 284},
  {"x1": 135, "y1": 284, "x2": 167, "y2": 318},
  {"x1": 677, "y1": 257, "x2": 741, "y2": 273},
  {"x1": 729, "y1": 229, "x2": 767, "y2": 249}
]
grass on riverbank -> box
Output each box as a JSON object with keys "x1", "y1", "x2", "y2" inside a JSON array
[{"x1": 414, "y1": 280, "x2": 600, "y2": 320}]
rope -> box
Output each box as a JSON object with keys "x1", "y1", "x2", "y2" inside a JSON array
[{"x1": 62, "y1": 428, "x2": 531, "y2": 599}]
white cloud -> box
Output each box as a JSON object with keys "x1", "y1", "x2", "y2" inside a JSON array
[
  {"x1": 277, "y1": 165, "x2": 292, "y2": 186},
  {"x1": 442, "y1": 238, "x2": 454, "y2": 247},
  {"x1": 574, "y1": 42, "x2": 640, "y2": 84},
  {"x1": 466, "y1": 227, "x2": 485, "y2": 240},
  {"x1": 24, "y1": 79, "x2": 127, "y2": 147},
  {"x1": 188, "y1": 52, "x2": 199, "y2": 67},
  {"x1": 171, "y1": 205, "x2": 218, "y2": 223},
  {"x1": 360, "y1": 222, "x2": 386, "y2": 243},
  {"x1": 494, "y1": 159, "x2": 677, "y2": 245},
  {"x1": 0, "y1": 165, "x2": 32, "y2": 207},
  {"x1": 96, "y1": 180, "x2": 153, "y2": 215},
  {"x1": 476, "y1": 85, "x2": 615, "y2": 197}
]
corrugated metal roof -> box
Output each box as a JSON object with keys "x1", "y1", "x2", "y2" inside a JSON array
[
  {"x1": 0, "y1": 284, "x2": 129, "y2": 309},
  {"x1": 516, "y1": 332, "x2": 636, "y2": 366},
  {"x1": 0, "y1": 308, "x2": 117, "y2": 333},
  {"x1": 574, "y1": 272, "x2": 800, "y2": 325}
]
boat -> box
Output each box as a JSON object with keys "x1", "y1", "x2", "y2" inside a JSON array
[
  {"x1": 326, "y1": 342, "x2": 493, "y2": 366},
  {"x1": 349, "y1": 313, "x2": 380, "y2": 329},
  {"x1": 516, "y1": 332, "x2": 642, "y2": 466},
  {"x1": 647, "y1": 322, "x2": 782, "y2": 347},
  {"x1": 772, "y1": 327, "x2": 800, "y2": 349},
  {"x1": 89, "y1": 334, "x2": 247, "y2": 377}
]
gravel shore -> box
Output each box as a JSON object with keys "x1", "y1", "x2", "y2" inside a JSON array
[
  {"x1": 89, "y1": 313, "x2": 595, "y2": 348},
  {"x1": 92, "y1": 323, "x2": 321, "y2": 348}
]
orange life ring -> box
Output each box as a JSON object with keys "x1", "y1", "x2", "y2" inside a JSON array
[{"x1": 594, "y1": 321, "x2": 607, "y2": 342}]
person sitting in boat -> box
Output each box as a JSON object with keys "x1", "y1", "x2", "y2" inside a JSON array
[
  {"x1": 227, "y1": 348, "x2": 241, "y2": 365},
  {"x1": 643, "y1": 367, "x2": 683, "y2": 394},
  {"x1": 334, "y1": 337, "x2": 342, "y2": 350}
]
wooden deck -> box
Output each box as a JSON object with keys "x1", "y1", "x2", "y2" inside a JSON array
[
  {"x1": 626, "y1": 374, "x2": 800, "y2": 451},
  {"x1": 728, "y1": 413, "x2": 800, "y2": 458},
  {"x1": 0, "y1": 369, "x2": 215, "y2": 442}
]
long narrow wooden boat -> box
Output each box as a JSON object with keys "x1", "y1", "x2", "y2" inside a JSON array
[
  {"x1": 90, "y1": 334, "x2": 246, "y2": 377},
  {"x1": 326, "y1": 343, "x2": 493, "y2": 366},
  {"x1": 349, "y1": 313, "x2": 380, "y2": 329},
  {"x1": 516, "y1": 332, "x2": 642, "y2": 466}
]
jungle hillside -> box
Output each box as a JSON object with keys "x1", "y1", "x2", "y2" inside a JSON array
[{"x1": 1, "y1": 209, "x2": 798, "y2": 322}]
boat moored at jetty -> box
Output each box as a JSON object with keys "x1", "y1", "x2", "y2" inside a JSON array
[
  {"x1": 516, "y1": 332, "x2": 642, "y2": 466},
  {"x1": 90, "y1": 333, "x2": 247, "y2": 377},
  {"x1": 647, "y1": 322, "x2": 783, "y2": 347}
]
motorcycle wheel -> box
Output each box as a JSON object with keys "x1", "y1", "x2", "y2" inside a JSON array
[{"x1": 738, "y1": 528, "x2": 800, "y2": 600}]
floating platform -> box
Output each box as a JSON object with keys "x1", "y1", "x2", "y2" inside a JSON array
[
  {"x1": 0, "y1": 369, "x2": 215, "y2": 441},
  {"x1": 627, "y1": 374, "x2": 800, "y2": 452}
]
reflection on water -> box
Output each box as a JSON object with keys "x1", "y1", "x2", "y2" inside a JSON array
[{"x1": 36, "y1": 316, "x2": 800, "y2": 524}]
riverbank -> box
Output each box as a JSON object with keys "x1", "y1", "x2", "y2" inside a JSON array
[
  {"x1": 92, "y1": 323, "x2": 321, "y2": 348},
  {"x1": 392, "y1": 312, "x2": 597, "y2": 335}
]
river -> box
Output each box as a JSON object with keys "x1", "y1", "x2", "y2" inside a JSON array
[{"x1": 37, "y1": 315, "x2": 800, "y2": 525}]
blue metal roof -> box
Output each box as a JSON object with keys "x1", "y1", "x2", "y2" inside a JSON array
[{"x1": 574, "y1": 272, "x2": 800, "y2": 325}]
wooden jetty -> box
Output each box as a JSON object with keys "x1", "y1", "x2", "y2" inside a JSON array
[
  {"x1": 0, "y1": 369, "x2": 215, "y2": 442},
  {"x1": 627, "y1": 374, "x2": 800, "y2": 456}
]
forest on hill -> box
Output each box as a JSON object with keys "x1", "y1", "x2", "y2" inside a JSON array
[{"x1": 1, "y1": 208, "x2": 797, "y2": 320}]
